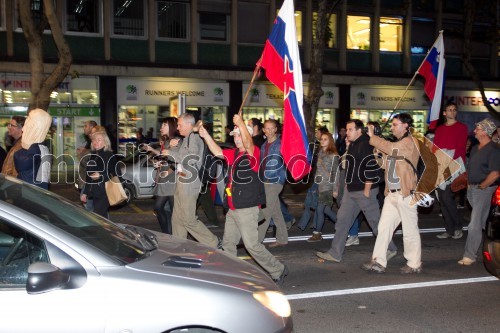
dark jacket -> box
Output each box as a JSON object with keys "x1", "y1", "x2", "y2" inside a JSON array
[
  {"x1": 82, "y1": 149, "x2": 118, "y2": 199},
  {"x1": 344, "y1": 134, "x2": 381, "y2": 192},
  {"x1": 14, "y1": 143, "x2": 50, "y2": 189},
  {"x1": 228, "y1": 149, "x2": 266, "y2": 209}
]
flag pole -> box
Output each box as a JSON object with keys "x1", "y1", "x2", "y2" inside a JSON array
[
  {"x1": 238, "y1": 63, "x2": 261, "y2": 116},
  {"x1": 381, "y1": 31, "x2": 443, "y2": 131}
]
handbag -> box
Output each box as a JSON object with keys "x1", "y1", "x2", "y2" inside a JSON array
[{"x1": 105, "y1": 176, "x2": 128, "y2": 206}]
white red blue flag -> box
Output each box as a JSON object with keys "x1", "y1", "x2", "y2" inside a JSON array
[
  {"x1": 257, "y1": 0, "x2": 311, "y2": 181},
  {"x1": 418, "y1": 31, "x2": 445, "y2": 130}
]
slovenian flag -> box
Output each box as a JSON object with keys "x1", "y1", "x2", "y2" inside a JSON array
[
  {"x1": 418, "y1": 31, "x2": 445, "y2": 130},
  {"x1": 257, "y1": 0, "x2": 311, "y2": 181}
]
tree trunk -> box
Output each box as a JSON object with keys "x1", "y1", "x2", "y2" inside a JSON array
[
  {"x1": 18, "y1": 0, "x2": 72, "y2": 112},
  {"x1": 303, "y1": 0, "x2": 341, "y2": 141}
]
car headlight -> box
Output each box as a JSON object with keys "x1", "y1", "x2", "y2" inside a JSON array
[{"x1": 253, "y1": 291, "x2": 291, "y2": 317}]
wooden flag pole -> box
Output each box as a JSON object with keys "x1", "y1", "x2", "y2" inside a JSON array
[{"x1": 238, "y1": 64, "x2": 262, "y2": 116}]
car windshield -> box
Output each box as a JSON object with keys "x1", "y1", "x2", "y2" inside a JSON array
[{"x1": 0, "y1": 176, "x2": 149, "y2": 264}]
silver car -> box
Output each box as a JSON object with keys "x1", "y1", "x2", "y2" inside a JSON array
[
  {"x1": 119, "y1": 150, "x2": 157, "y2": 203},
  {"x1": 0, "y1": 175, "x2": 293, "y2": 333}
]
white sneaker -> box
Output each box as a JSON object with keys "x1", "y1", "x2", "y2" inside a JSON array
[
  {"x1": 436, "y1": 232, "x2": 452, "y2": 239},
  {"x1": 452, "y1": 230, "x2": 463, "y2": 239},
  {"x1": 386, "y1": 250, "x2": 398, "y2": 261},
  {"x1": 345, "y1": 235, "x2": 360, "y2": 247}
]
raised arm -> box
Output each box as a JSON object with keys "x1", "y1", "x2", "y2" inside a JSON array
[
  {"x1": 233, "y1": 114, "x2": 254, "y2": 155},
  {"x1": 198, "y1": 125, "x2": 223, "y2": 158}
]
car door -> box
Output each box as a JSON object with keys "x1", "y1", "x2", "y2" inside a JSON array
[
  {"x1": 136, "y1": 154, "x2": 155, "y2": 196},
  {"x1": 0, "y1": 217, "x2": 106, "y2": 333}
]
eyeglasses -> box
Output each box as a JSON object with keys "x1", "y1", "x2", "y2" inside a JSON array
[{"x1": 7, "y1": 123, "x2": 19, "y2": 128}]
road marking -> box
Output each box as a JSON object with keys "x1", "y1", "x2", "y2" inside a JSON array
[
  {"x1": 286, "y1": 276, "x2": 498, "y2": 300},
  {"x1": 263, "y1": 227, "x2": 469, "y2": 243}
]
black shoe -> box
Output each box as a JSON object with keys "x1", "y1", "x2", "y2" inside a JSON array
[
  {"x1": 216, "y1": 238, "x2": 223, "y2": 250},
  {"x1": 273, "y1": 265, "x2": 289, "y2": 286}
]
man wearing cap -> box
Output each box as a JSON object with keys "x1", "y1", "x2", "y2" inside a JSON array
[
  {"x1": 433, "y1": 102, "x2": 468, "y2": 240},
  {"x1": 458, "y1": 118, "x2": 500, "y2": 266},
  {"x1": 199, "y1": 114, "x2": 288, "y2": 285},
  {"x1": 257, "y1": 119, "x2": 289, "y2": 247}
]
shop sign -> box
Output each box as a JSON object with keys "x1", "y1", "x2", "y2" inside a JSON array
[
  {"x1": 351, "y1": 87, "x2": 429, "y2": 109},
  {"x1": 243, "y1": 83, "x2": 339, "y2": 108},
  {"x1": 444, "y1": 90, "x2": 500, "y2": 113},
  {"x1": 48, "y1": 107, "x2": 100, "y2": 117},
  {"x1": 0, "y1": 74, "x2": 71, "y2": 91},
  {"x1": 117, "y1": 78, "x2": 229, "y2": 106}
]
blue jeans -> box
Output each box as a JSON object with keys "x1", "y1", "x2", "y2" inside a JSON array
[
  {"x1": 314, "y1": 203, "x2": 337, "y2": 232},
  {"x1": 348, "y1": 213, "x2": 362, "y2": 236},
  {"x1": 297, "y1": 183, "x2": 318, "y2": 230}
]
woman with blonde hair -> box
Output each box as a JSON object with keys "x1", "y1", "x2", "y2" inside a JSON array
[
  {"x1": 80, "y1": 131, "x2": 118, "y2": 218},
  {"x1": 307, "y1": 133, "x2": 340, "y2": 242}
]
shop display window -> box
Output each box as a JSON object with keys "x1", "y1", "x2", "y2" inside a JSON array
[{"x1": 351, "y1": 109, "x2": 428, "y2": 137}]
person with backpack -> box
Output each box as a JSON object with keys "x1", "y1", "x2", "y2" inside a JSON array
[
  {"x1": 161, "y1": 113, "x2": 219, "y2": 248},
  {"x1": 198, "y1": 114, "x2": 288, "y2": 286},
  {"x1": 362, "y1": 113, "x2": 422, "y2": 274}
]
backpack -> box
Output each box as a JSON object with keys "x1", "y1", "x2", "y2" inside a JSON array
[{"x1": 187, "y1": 133, "x2": 222, "y2": 188}]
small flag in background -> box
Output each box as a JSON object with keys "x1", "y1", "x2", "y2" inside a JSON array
[
  {"x1": 257, "y1": 0, "x2": 311, "y2": 181},
  {"x1": 418, "y1": 31, "x2": 445, "y2": 130}
]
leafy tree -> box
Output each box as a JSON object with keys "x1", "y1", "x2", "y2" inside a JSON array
[{"x1": 18, "y1": 0, "x2": 72, "y2": 112}]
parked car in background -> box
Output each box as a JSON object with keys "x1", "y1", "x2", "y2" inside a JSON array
[
  {"x1": 0, "y1": 176, "x2": 292, "y2": 333},
  {"x1": 483, "y1": 185, "x2": 500, "y2": 277},
  {"x1": 119, "y1": 149, "x2": 156, "y2": 204}
]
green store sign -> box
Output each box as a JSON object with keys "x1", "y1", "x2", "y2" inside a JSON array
[{"x1": 0, "y1": 106, "x2": 100, "y2": 117}]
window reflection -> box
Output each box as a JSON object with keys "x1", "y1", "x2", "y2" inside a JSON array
[{"x1": 66, "y1": 0, "x2": 100, "y2": 34}]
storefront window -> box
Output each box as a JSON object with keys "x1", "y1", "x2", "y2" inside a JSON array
[
  {"x1": 313, "y1": 12, "x2": 336, "y2": 48},
  {"x1": 350, "y1": 109, "x2": 428, "y2": 137},
  {"x1": 65, "y1": 0, "x2": 101, "y2": 34},
  {"x1": 347, "y1": 15, "x2": 370, "y2": 50},
  {"x1": 157, "y1": 1, "x2": 189, "y2": 40},
  {"x1": 199, "y1": 12, "x2": 228, "y2": 42},
  {"x1": 380, "y1": 17, "x2": 402, "y2": 52},
  {"x1": 113, "y1": 0, "x2": 145, "y2": 37}
]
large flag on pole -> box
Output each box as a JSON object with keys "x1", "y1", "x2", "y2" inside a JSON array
[
  {"x1": 417, "y1": 31, "x2": 445, "y2": 130},
  {"x1": 257, "y1": 0, "x2": 311, "y2": 181}
]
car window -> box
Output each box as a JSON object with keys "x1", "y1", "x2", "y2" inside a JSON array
[
  {"x1": 0, "y1": 219, "x2": 49, "y2": 288},
  {"x1": 0, "y1": 176, "x2": 148, "y2": 264}
]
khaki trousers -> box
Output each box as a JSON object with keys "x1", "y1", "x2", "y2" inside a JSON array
[
  {"x1": 372, "y1": 192, "x2": 421, "y2": 268},
  {"x1": 258, "y1": 183, "x2": 288, "y2": 244}
]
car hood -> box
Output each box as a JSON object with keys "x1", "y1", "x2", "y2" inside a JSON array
[{"x1": 124, "y1": 232, "x2": 279, "y2": 293}]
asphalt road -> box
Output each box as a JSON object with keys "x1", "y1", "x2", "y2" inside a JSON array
[{"x1": 51, "y1": 184, "x2": 500, "y2": 333}]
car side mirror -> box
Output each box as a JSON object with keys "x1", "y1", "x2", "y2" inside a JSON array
[{"x1": 26, "y1": 262, "x2": 70, "y2": 294}]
